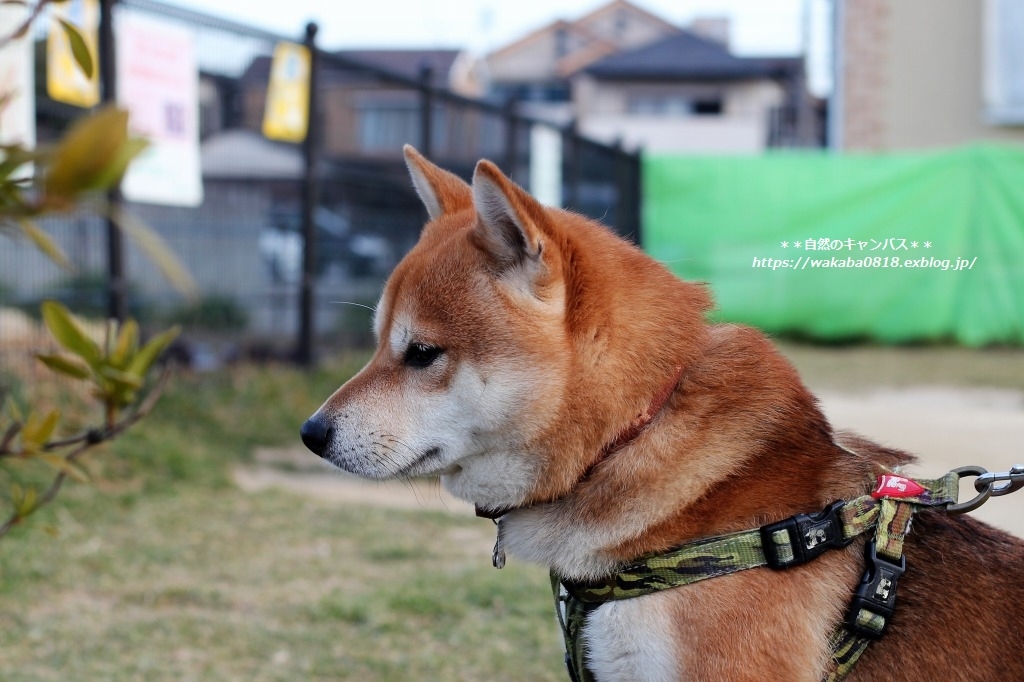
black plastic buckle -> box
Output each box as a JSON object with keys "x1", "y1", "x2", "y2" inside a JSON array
[
  {"x1": 845, "y1": 539, "x2": 906, "y2": 639},
  {"x1": 760, "y1": 501, "x2": 853, "y2": 570}
]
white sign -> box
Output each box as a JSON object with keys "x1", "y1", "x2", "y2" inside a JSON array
[
  {"x1": 0, "y1": 4, "x2": 36, "y2": 174},
  {"x1": 118, "y1": 13, "x2": 203, "y2": 206},
  {"x1": 529, "y1": 124, "x2": 562, "y2": 208}
]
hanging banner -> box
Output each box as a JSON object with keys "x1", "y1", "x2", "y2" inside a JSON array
[
  {"x1": 262, "y1": 42, "x2": 310, "y2": 143},
  {"x1": 47, "y1": 0, "x2": 100, "y2": 108},
  {"x1": 529, "y1": 124, "x2": 562, "y2": 207},
  {"x1": 117, "y1": 12, "x2": 203, "y2": 207},
  {"x1": 0, "y1": 3, "x2": 36, "y2": 172}
]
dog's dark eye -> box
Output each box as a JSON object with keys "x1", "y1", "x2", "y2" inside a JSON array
[{"x1": 404, "y1": 343, "x2": 444, "y2": 368}]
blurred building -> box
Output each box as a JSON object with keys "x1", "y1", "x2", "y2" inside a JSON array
[
  {"x1": 485, "y1": 0, "x2": 682, "y2": 124},
  {"x1": 834, "y1": 0, "x2": 1024, "y2": 150},
  {"x1": 575, "y1": 33, "x2": 811, "y2": 153},
  {"x1": 484, "y1": 0, "x2": 820, "y2": 153}
]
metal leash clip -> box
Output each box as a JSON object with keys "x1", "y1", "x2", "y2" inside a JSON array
[
  {"x1": 948, "y1": 464, "x2": 1024, "y2": 513},
  {"x1": 976, "y1": 465, "x2": 1024, "y2": 497}
]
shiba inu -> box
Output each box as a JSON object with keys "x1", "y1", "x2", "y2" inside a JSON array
[{"x1": 300, "y1": 146, "x2": 1024, "y2": 681}]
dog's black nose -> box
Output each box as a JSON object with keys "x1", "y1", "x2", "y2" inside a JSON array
[{"x1": 300, "y1": 415, "x2": 332, "y2": 457}]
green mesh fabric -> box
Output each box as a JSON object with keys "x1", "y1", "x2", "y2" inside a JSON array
[{"x1": 643, "y1": 146, "x2": 1024, "y2": 346}]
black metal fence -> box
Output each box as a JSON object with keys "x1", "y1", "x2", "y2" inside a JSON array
[{"x1": 0, "y1": 0, "x2": 641, "y2": 371}]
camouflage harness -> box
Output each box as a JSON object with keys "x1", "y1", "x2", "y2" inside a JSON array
[
  {"x1": 476, "y1": 369, "x2": 1024, "y2": 680},
  {"x1": 549, "y1": 470, "x2": 972, "y2": 682}
]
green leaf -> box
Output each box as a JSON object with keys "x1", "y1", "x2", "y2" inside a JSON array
[
  {"x1": 38, "y1": 454, "x2": 90, "y2": 483},
  {"x1": 127, "y1": 326, "x2": 180, "y2": 378},
  {"x1": 99, "y1": 366, "x2": 144, "y2": 391},
  {"x1": 57, "y1": 18, "x2": 94, "y2": 80},
  {"x1": 37, "y1": 353, "x2": 92, "y2": 380},
  {"x1": 96, "y1": 365, "x2": 145, "y2": 408},
  {"x1": 9, "y1": 482, "x2": 24, "y2": 508},
  {"x1": 36, "y1": 409, "x2": 60, "y2": 445},
  {"x1": 19, "y1": 411, "x2": 44, "y2": 449},
  {"x1": 4, "y1": 396, "x2": 23, "y2": 424},
  {"x1": 111, "y1": 387, "x2": 137, "y2": 409},
  {"x1": 91, "y1": 380, "x2": 114, "y2": 402},
  {"x1": 17, "y1": 486, "x2": 37, "y2": 517},
  {"x1": 45, "y1": 106, "x2": 141, "y2": 200},
  {"x1": 19, "y1": 409, "x2": 59, "y2": 450},
  {"x1": 110, "y1": 319, "x2": 139, "y2": 368},
  {"x1": 90, "y1": 137, "x2": 148, "y2": 191},
  {"x1": 18, "y1": 219, "x2": 70, "y2": 268},
  {"x1": 40, "y1": 300, "x2": 102, "y2": 368},
  {"x1": 111, "y1": 209, "x2": 196, "y2": 298},
  {"x1": 0, "y1": 143, "x2": 43, "y2": 182}
]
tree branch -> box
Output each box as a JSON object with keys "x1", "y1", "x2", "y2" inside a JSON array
[
  {"x1": 0, "y1": 421, "x2": 20, "y2": 454},
  {"x1": 41, "y1": 367, "x2": 171, "y2": 451},
  {"x1": 0, "y1": 1, "x2": 52, "y2": 51},
  {"x1": 0, "y1": 368, "x2": 172, "y2": 540}
]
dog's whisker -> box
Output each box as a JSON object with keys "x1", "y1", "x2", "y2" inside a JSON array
[
  {"x1": 329, "y1": 300, "x2": 377, "y2": 312},
  {"x1": 374, "y1": 444, "x2": 407, "y2": 476}
]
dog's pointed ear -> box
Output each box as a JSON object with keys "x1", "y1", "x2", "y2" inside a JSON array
[
  {"x1": 471, "y1": 160, "x2": 548, "y2": 272},
  {"x1": 403, "y1": 145, "x2": 472, "y2": 220}
]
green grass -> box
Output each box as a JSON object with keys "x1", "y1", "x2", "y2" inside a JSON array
[
  {"x1": 0, "y1": 490, "x2": 562, "y2": 681},
  {"x1": 777, "y1": 341, "x2": 1024, "y2": 392},
  {"x1": 0, "y1": 355, "x2": 564, "y2": 681},
  {"x1": 0, "y1": 343, "x2": 1020, "y2": 680}
]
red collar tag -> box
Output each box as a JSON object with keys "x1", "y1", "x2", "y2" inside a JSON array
[{"x1": 872, "y1": 474, "x2": 926, "y2": 499}]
